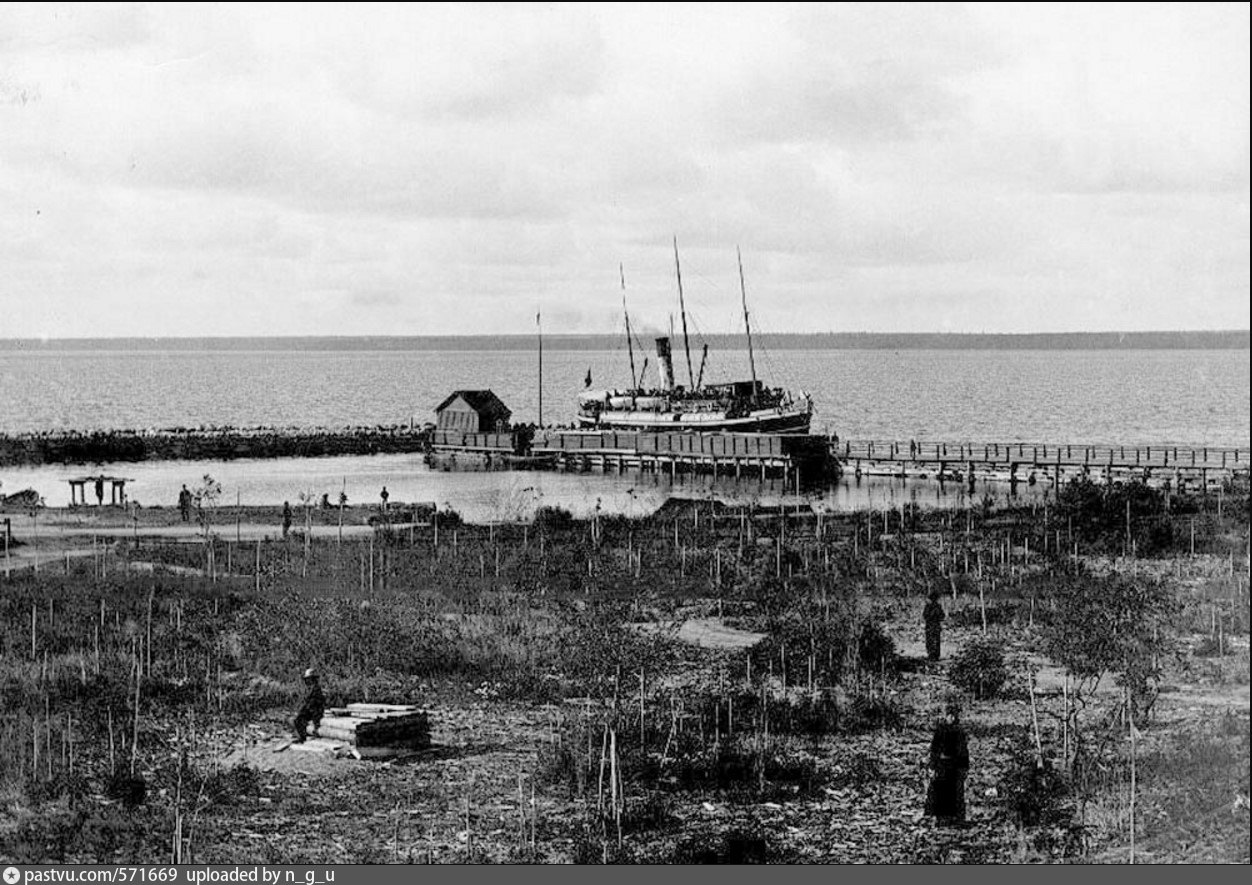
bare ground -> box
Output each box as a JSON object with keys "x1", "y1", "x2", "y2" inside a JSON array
[{"x1": 171, "y1": 618, "x2": 1247, "y2": 864}]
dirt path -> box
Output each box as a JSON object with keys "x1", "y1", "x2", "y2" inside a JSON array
[{"x1": 676, "y1": 618, "x2": 768, "y2": 650}]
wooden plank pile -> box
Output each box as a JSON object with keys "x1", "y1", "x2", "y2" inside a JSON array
[{"x1": 316, "y1": 703, "x2": 432, "y2": 750}]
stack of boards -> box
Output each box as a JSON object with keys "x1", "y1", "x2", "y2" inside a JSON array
[{"x1": 316, "y1": 703, "x2": 432, "y2": 757}]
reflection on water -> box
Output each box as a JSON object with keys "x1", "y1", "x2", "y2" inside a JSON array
[{"x1": 0, "y1": 453, "x2": 1050, "y2": 523}]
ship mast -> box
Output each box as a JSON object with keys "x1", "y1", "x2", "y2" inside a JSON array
[
  {"x1": 673, "y1": 236, "x2": 695, "y2": 389},
  {"x1": 737, "y1": 246, "x2": 758, "y2": 406},
  {"x1": 536, "y1": 308, "x2": 543, "y2": 426},
  {"x1": 621, "y1": 263, "x2": 637, "y2": 390}
]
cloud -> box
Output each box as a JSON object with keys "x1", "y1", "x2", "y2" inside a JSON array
[
  {"x1": 0, "y1": 3, "x2": 1246, "y2": 337},
  {"x1": 288, "y1": 4, "x2": 608, "y2": 121},
  {"x1": 0, "y1": 3, "x2": 153, "y2": 53},
  {"x1": 712, "y1": 51, "x2": 967, "y2": 148},
  {"x1": 348, "y1": 289, "x2": 401, "y2": 308},
  {"x1": 703, "y1": 4, "x2": 997, "y2": 147},
  {"x1": 958, "y1": 3, "x2": 1250, "y2": 197}
]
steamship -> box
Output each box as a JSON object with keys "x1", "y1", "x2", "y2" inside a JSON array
[{"x1": 575, "y1": 244, "x2": 813, "y2": 434}]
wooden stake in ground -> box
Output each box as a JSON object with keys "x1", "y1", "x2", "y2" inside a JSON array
[
  {"x1": 303, "y1": 507, "x2": 311, "y2": 579},
  {"x1": 610, "y1": 726, "x2": 623, "y2": 846},
  {"x1": 1128, "y1": 687, "x2": 1137, "y2": 865},
  {"x1": 146, "y1": 592, "x2": 154, "y2": 678},
  {"x1": 1028, "y1": 670, "x2": 1043, "y2": 765},
  {"x1": 517, "y1": 775, "x2": 526, "y2": 850},
  {"x1": 44, "y1": 696, "x2": 52, "y2": 780},
  {"x1": 1062, "y1": 673, "x2": 1070, "y2": 771},
  {"x1": 639, "y1": 668, "x2": 646, "y2": 752},
  {"x1": 131, "y1": 644, "x2": 142, "y2": 777}
]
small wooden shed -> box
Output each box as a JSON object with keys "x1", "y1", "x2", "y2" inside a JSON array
[{"x1": 434, "y1": 390, "x2": 512, "y2": 433}]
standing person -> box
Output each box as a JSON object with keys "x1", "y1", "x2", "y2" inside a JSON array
[
  {"x1": 95, "y1": 477, "x2": 105, "y2": 506},
  {"x1": 925, "y1": 698, "x2": 970, "y2": 826},
  {"x1": 380, "y1": 486, "x2": 390, "y2": 511},
  {"x1": 293, "y1": 667, "x2": 325, "y2": 743},
  {"x1": 178, "y1": 485, "x2": 192, "y2": 522},
  {"x1": 282, "y1": 501, "x2": 293, "y2": 539},
  {"x1": 923, "y1": 590, "x2": 946, "y2": 662}
]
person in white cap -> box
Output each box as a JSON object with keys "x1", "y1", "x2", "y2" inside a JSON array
[{"x1": 293, "y1": 667, "x2": 325, "y2": 742}]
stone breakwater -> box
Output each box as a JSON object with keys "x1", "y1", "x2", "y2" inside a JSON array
[{"x1": 0, "y1": 426, "x2": 432, "y2": 467}]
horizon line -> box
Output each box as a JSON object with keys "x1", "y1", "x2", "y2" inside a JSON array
[
  {"x1": 3, "y1": 329, "x2": 1248, "y2": 342},
  {"x1": 1, "y1": 330, "x2": 1247, "y2": 353}
]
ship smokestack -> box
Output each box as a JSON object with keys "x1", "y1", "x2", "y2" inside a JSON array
[{"x1": 655, "y1": 336, "x2": 674, "y2": 391}]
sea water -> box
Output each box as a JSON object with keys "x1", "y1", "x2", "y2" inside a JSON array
[{"x1": 1, "y1": 346, "x2": 1245, "y2": 516}]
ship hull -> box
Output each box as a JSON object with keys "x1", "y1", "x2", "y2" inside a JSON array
[{"x1": 575, "y1": 404, "x2": 812, "y2": 434}]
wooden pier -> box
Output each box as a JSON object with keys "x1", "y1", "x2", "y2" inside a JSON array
[
  {"x1": 837, "y1": 439, "x2": 1250, "y2": 490},
  {"x1": 530, "y1": 430, "x2": 832, "y2": 484},
  {"x1": 427, "y1": 428, "x2": 1249, "y2": 491},
  {"x1": 428, "y1": 428, "x2": 834, "y2": 483}
]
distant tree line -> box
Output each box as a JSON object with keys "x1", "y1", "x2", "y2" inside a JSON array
[{"x1": 1, "y1": 330, "x2": 1246, "y2": 352}]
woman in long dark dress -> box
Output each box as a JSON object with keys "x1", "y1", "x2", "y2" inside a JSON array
[{"x1": 925, "y1": 699, "x2": 970, "y2": 825}]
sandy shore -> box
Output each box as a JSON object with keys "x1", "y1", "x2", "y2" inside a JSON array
[
  {"x1": 2, "y1": 502, "x2": 419, "y2": 529},
  {"x1": 0, "y1": 504, "x2": 429, "y2": 569}
]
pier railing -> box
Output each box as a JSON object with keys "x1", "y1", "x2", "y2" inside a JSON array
[{"x1": 837, "y1": 440, "x2": 1248, "y2": 471}]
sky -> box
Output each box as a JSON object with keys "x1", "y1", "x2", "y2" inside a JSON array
[{"x1": 0, "y1": 2, "x2": 1248, "y2": 338}]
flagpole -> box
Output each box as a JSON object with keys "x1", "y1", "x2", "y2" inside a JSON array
[{"x1": 537, "y1": 309, "x2": 543, "y2": 427}]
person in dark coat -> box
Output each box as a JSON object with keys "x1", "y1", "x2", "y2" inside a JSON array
[
  {"x1": 293, "y1": 667, "x2": 325, "y2": 743},
  {"x1": 923, "y1": 590, "x2": 945, "y2": 661},
  {"x1": 281, "y1": 501, "x2": 293, "y2": 539},
  {"x1": 925, "y1": 698, "x2": 970, "y2": 826},
  {"x1": 178, "y1": 485, "x2": 192, "y2": 522}
]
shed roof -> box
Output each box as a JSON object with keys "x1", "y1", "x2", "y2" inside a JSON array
[{"x1": 433, "y1": 389, "x2": 511, "y2": 418}]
